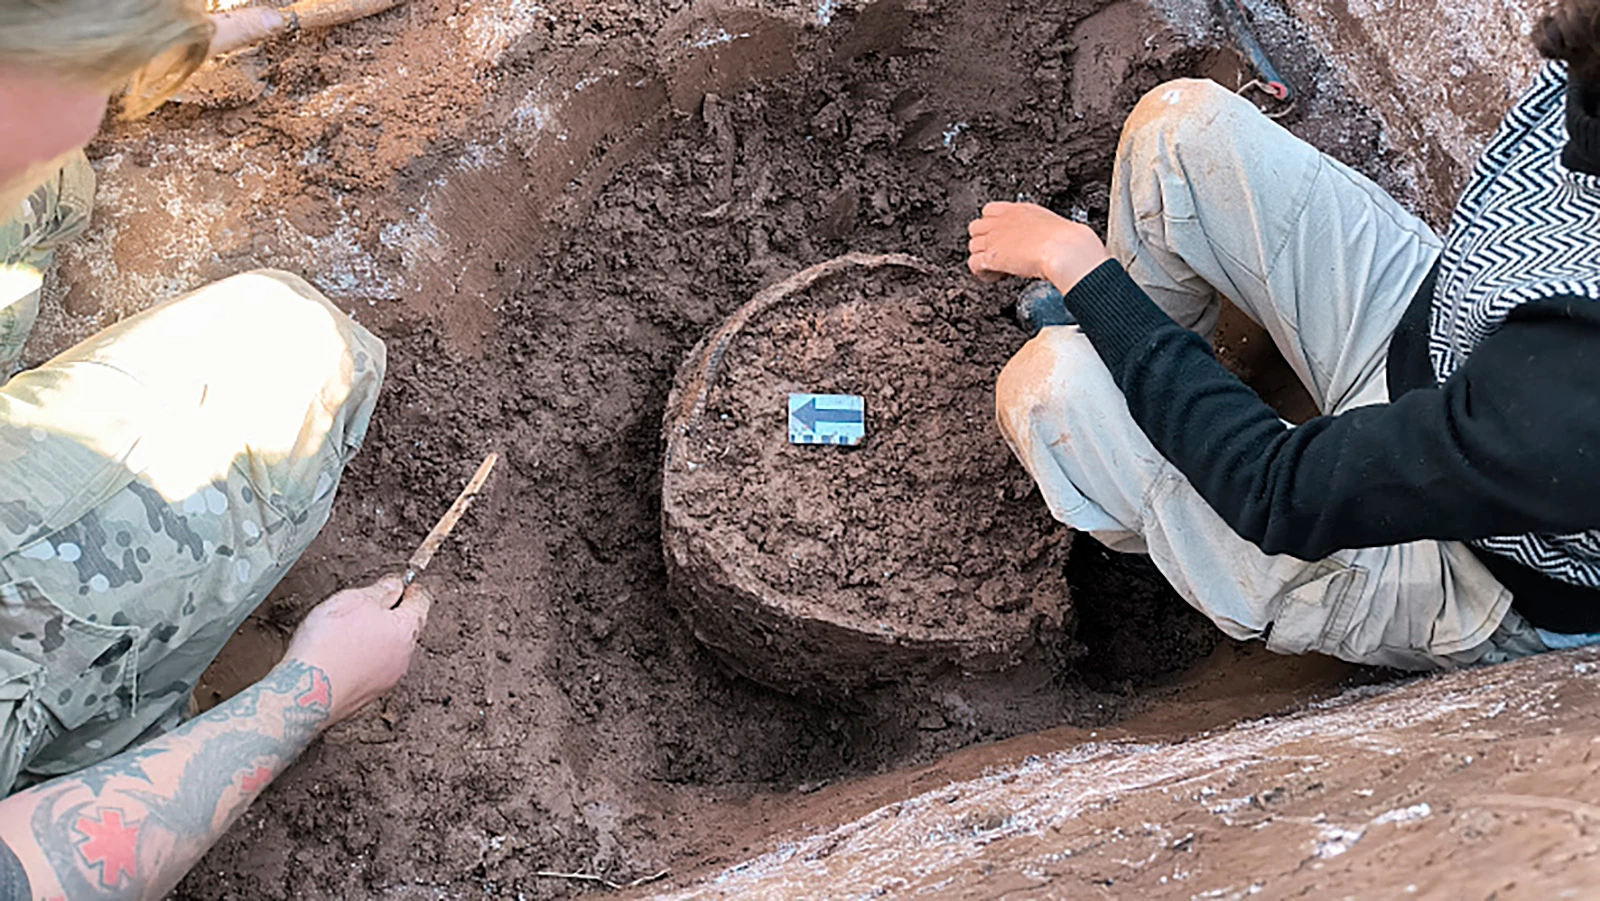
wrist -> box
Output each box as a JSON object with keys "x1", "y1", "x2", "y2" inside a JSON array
[
  {"x1": 271, "y1": 656, "x2": 342, "y2": 729},
  {"x1": 1042, "y1": 251, "x2": 1109, "y2": 295},
  {"x1": 1038, "y1": 224, "x2": 1110, "y2": 293}
]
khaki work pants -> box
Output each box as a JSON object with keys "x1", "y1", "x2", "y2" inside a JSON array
[
  {"x1": 0, "y1": 160, "x2": 384, "y2": 793},
  {"x1": 997, "y1": 79, "x2": 1549, "y2": 670}
]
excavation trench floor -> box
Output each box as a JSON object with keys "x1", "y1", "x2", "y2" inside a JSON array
[{"x1": 36, "y1": 0, "x2": 1405, "y2": 896}]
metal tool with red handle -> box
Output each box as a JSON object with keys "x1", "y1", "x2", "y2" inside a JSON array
[{"x1": 1217, "y1": 0, "x2": 1293, "y2": 103}]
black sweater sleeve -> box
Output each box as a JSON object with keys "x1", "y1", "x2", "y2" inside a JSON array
[{"x1": 1062, "y1": 260, "x2": 1600, "y2": 560}]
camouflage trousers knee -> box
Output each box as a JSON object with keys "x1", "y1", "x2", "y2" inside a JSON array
[
  {"x1": 0, "y1": 152, "x2": 97, "y2": 379},
  {"x1": 0, "y1": 269, "x2": 385, "y2": 795}
]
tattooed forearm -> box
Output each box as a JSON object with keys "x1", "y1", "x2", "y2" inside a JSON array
[
  {"x1": 131, "y1": 664, "x2": 332, "y2": 838},
  {"x1": 10, "y1": 660, "x2": 333, "y2": 900}
]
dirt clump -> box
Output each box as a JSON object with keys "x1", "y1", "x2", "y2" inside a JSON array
[{"x1": 663, "y1": 255, "x2": 1072, "y2": 697}]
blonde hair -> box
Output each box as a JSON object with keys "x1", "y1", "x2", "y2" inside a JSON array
[{"x1": 0, "y1": 0, "x2": 214, "y2": 117}]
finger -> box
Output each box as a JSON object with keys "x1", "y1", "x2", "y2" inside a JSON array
[
  {"x1": 981, "y1": 201, "x2": 1013, "y2": 217},
  {"x1": 967, "y1": 218, "x2": 993, "y2": 237},
  {"x1": 367, "y1": 573, "x2": 406, "y2": 606},
  {"x1": 968, "y1": 235, "x2": 988, "y2": 255},
  {"x1": 395, "y1": 582, "x2": 434, "y2": 633},
  {"x1": 208, "y1": 7, "x2": 287, "y2": 55},
  {"x1": 971, "y1": 252, "x2": 1008, "y2": 283},
  {"x1": 967, "y1": 256, "x2": 1004, "y2": 284}
]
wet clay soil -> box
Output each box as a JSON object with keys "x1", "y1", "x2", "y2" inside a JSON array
[
  {"x1": 664, "y1": 260, "x2": 1072, "y2": 696},
  {"x1": 654, "y1": 647, "x2": 1600, "y2": 898},
  {"x1": 36, "y1": 0, "x2": 1399, "y2": 896}
]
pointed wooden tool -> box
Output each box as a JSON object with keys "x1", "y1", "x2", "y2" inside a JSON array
[{"x1": 404, "y1": 452, "x2": 500, "y2": 587}]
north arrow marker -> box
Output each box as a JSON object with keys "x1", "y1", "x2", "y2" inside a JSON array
[{"x1": 788, "y1": 393, "x2": 866, "y2": 446}]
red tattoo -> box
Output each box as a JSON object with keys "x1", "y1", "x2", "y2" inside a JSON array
[
  {"x1": 297, "y1": 669, "x2": 332, "y2": 709},
  {"x1": 73, "y1": 808, "x2": 140, "y2": 888},
  {"x1": 238, "y1": 765, "x2": 275, "y2": 794}
]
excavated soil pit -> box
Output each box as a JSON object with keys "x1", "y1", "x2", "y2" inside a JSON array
[
  {"x1": 33, "y1": 0, "x2": 1400, "y2": 895},
  {"x1": 663, "y1": 255, "x2": 1072, "y2": 697}
]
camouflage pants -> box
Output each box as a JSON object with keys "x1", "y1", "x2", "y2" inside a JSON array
[
  {"x1": 0, "y1": 262, "x2": 385, "y2": 793},
  {"x1": 0, "y1": 151, "x2": 96, "y2": 378}
]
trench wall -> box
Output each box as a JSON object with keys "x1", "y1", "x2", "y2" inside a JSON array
[{"x1": 1272, "y1": 0, "x2": 1542, "y2": 223}]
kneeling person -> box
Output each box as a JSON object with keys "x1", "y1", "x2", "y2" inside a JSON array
[
  {"x1": 0, "y1": 1, "x2": 429, "y2": 896},
  {"x1": 969, "y1": 7, "x2": 1600, "y2": 669}
]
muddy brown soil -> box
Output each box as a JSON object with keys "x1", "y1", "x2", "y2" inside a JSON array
[
  {"x1": 664, "y1": 258, "x2": 1073, "y2": 696},
  {"x1": 30, "y1": 0, "x2": 1401, "y2": 896},
  {"x1": 1069, "y1": 540, "x2": 1223, "y2": 691},
  {"x1": 654, "y1": 647, "x2": 1600, "y2": 898}
]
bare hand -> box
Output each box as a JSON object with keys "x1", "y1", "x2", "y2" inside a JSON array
[
  {"x1": 282, "y1": 574, "x2": 432, "y2": 725},
  {"x1": 967, "y1": 202, "x2": 1111, "y2": 291},
  {"x1": 209, "y1": 7, "x2": 288, "y2": 56}
]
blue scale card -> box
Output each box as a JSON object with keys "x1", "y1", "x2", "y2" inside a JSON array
[{"x1": 788, "y1": 393, "x2": 866, "y2": 446}]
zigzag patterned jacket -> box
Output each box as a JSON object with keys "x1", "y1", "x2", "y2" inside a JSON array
[
  {"x1": 1407, "y1": 62, "x2": 1600, "y2": 632},
  {"x1": 1062, "y1": 62, "x2": 1600, "y2": 634}
]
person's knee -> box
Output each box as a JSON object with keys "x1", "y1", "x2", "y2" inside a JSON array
[
  {"x1": 231, "y1": 269, "x2": 386, "y2": 376},
  {"x1": 170, "y1": 269, "x2": 387, "y2": 396},
  {"x1": 73, "y1": 269, "x2": 387, "y2": 496},
  {"x1": 995, "y1": 327, "x2": 1104, "y2": 440},
  {"x1": 218, "y1": 269, "x2": 386, "y2": 453},
  {"x1": 1122, "y1": 77, "x2": 1234, "y2": 157},
  {"x1": 996, "y1": 333, "x2": 1059, "y2": 421}
]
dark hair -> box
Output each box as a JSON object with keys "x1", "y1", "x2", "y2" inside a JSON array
[{"x1": 1538, "y1": 0, "x2": 1600, "y2": 84}]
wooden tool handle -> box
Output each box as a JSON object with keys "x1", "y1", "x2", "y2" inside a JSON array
[
  {"x1": 404, "y1": 452, "x2": 500, "y2": 584},
  {"x1": 284, "y1": 0, "x2": 405, "y2": 31}
]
